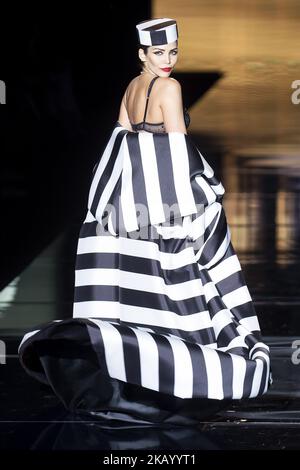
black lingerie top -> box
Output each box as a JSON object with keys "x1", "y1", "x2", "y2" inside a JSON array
[{"x1": 130, "y1": 76, "x2": 190, "y2": 134}]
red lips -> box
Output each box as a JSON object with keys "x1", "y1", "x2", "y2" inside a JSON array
[{"x1": 161, "y1": 67, "x2": 172, "y2": 72}]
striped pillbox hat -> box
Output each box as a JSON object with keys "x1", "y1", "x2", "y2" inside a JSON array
[{"x1": 136, "y1": 18, "x2": 178, "y2": 46}]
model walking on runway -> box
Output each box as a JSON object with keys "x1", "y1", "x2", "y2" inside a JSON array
[{"x1": 19, "y1": 18, "x2": 272, "y2": 425}]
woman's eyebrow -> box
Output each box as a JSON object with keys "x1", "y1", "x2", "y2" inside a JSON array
[{"x1": 153, "y1": 47, "x2": 178, "y2": 51}]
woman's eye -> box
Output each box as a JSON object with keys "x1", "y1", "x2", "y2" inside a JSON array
[{"x1": 154, "y1": 51, "x2": 178, "y2": 55}]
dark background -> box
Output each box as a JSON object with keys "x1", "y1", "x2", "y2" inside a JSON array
[{"x1": 0, "y1": 3, "x2": 151, "y2": 289}]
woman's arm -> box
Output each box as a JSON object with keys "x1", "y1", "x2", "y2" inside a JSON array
[
  {"x1": 160, "y1": 78, "x2": 187, "y2": 134},
  {"x1": 117, "y1": 91, "x2": 133, "y2": 131}
]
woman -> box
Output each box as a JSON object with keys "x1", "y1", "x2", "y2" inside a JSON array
[
  {"x1": 18, "y1": 18, "x2": 271, "y2": 426},
  {"x1": 118, "y1": 21, "x2": 188, "y2": 135}
]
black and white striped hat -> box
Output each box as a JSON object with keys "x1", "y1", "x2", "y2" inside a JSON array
[{"x1": 136, "y1": 18, "x2": 178, "y2": 46}]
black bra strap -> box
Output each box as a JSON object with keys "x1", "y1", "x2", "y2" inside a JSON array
[{"x1": 142, "y1": 76, "x2": 159, "y2": 124}]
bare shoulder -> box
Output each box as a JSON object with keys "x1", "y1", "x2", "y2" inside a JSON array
[
  {"x1": 123, "y1": 76, "x2": 140, "y2": 98},
  {"x1": 157, "y1": 77, "x2": 182, "y2": 102},
  {"x1": 156, "y1": 77, "x2": 182, "y2": 97},
  {"x1": 128, "y1": 75, "x2": 140, "y2": 87}
]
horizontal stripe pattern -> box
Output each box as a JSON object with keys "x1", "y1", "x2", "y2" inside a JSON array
[{"x1": 18, "y1": 125, "x2": 271, "y2": 402}]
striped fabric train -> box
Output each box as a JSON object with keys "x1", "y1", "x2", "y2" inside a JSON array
[{"x1": 18, "y1": 122, "x2": 271, "y2": 406}]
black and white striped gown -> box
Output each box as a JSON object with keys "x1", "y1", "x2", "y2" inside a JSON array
[{"x1": 18, "y1": 119, "x2": 271, "y2": 422}]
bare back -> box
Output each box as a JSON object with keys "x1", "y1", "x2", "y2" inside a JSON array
[
  {"x1": 125, "y1": 75, "x2": 164, "y2": 125},
  {"x1": 117, "y1": 74, "x2": 189, "y2": 134}
]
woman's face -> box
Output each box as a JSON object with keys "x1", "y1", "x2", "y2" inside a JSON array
[{"x1": 139, "y1": 41, "x2": 178, "y2": 77}]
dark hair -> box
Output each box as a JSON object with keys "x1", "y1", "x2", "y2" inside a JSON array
[{"x1": 137, "y1": 44, "x2": 149, "y2": 69}]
